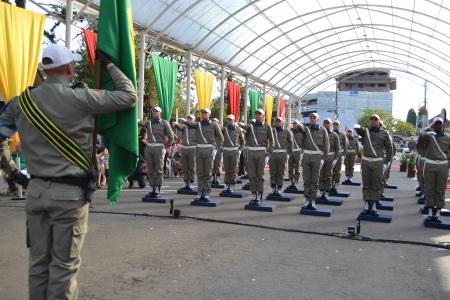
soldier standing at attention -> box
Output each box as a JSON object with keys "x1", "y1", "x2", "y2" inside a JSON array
[
  {"x1": 297, "y1": 113, "x2": 329, "y2": 210},
  {"x1": 195, "y1": 108, "x2": 224, "y2": 200},
  {"x1": 0, "y1": 44, "x2": 137, "y2": 299},
  {"x1": 354, "y1": 114, "x2": 393, "y2": 216},
  {"x1": 142, "y1": 106, "x2": 174, "y2": 198},
  {"x1": 241, "y1": 108, "x2": 274, "y2": 205},
  {"x1": 211, "y1": 117, "x2": 223, "y2": 185},
  {"x1": 417, "y1": 117, "x2": 450, "y2": 223},
  {"x1": 286, "y1": 119, "x2": 303, "y2": 190},
  {"x1": 331, "y1": 120, "x2": 348, "y2": 193},
  {"x1": 221, "y1": 114, "x2": 245, "y2": 193},
  {"x1": 175, "y1": 114, "x2": 197, "y2": 191},
  {"x1": 319, "y1": 118, "x2": 339, "y2": 200},
  {"x1": 268, "y1": 116, "x2": 293, "y2": 196},
  {"x1": 343, "y1": 129, "x2": 359, "y2": 184}
]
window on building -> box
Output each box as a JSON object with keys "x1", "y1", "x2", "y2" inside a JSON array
[
  {"x1": 358, "y1": 83, "x2": 364, "y2": 88},
  {"x1": 304, "y1": 99, "x2": 317, "y2": 106},
  {"x1": 369, "y1": 83, "x2": 375, "y2": 87},
  {"x1": 344, "y1": 83, "x2": 353, "y2": 88},
  {"x1": 378, "y1": 83, "x2": 387, "y2": 87}
]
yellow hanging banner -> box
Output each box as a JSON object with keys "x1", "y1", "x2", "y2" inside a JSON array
[
  {"x1": 0, "y1": 2, "x2": 45, "y2": 102},
  {"x1": 194, "y1": 69, "x2": 215, "y2": 112},
  {"x1": 265, "y1": 95, "x2": 274, "y2": 125}
]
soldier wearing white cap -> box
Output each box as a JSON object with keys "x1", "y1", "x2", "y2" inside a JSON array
[
  {"x1": 331, "y1": 120, "x2": 348, "y2": 192},
  {"x1": 221, "y1": 114, "x2": 245, "y2": 192},
  {"x1": 240, "y1": 108, "x2": 274, "y2": 205},
  {"x1": 174, "y1": 114, "x2": 197, "y2": 190},
  {"x1": 143, "y1": 105, "x2": 175, "y2": 198},
  {"x1": 354, "y1": 114, "x2": 393, "y2": 216},
  {"x1": 195, "y1": 108, "x2": 224, "y2": 200},
  {"x1": 286, "y1": 119, "x2": 304, "y2": 190},
  {"x1": 211, "y1": 117, "x2": 223, "y2": 185},
  {"x1": 268, "y1": 116, "x2": 293, "y2": 195},
  {"x1": 319, "y1": 118, "x2": 339, "y2": 200},
  {"x1": 296, "y1": 112, "x2": 329, "y2": 210},
  {"x1": 417, "y1": 117, "x2": 450, "y2": 223},
  {"x1": 343, "y1": 128, "x2": 359, "y2": 183},
  {"x1": 0, "y1": 44, "x2": 137, "y2": 298}
]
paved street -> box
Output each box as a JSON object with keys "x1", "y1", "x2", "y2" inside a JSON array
[{"x1": 1, "y1": 163, "x2": 450, "y2": 299}]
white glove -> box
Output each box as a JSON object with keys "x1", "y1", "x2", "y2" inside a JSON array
[
  {"x1": 265, "y1": 156, "x2": 269, "y2": 166},
  {"x1": 238, "y1": 150, "x2": 242, "y2": 158},
  {"x1": 300, "y1": 154, "x2": 304, "y2": 161},
  {"x1": 319, "y1": 159, "x2": 324, "y2": 170},
  {"x1": 161, "y1": 147, "x2": 166, "y2": 157},
  {"x1": 212, "y1": 147, "x2": 217, "y2": 160},
  {"x1": 353, "y1": 124, "x2": 361, "y2": 129},
  {"x1": 332, "y1": 159, "x2": 337, "y2": 168},
  {"x1": 341, "y1": 156, "x2": 345, "y2": 162},
  {"x1": 383, "y1": 163, "x2": 388, "y2": 174}
]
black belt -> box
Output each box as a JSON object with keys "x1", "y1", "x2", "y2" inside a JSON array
[{"x1": 30, "y1": 175, "x2": 88, "y2": 187}]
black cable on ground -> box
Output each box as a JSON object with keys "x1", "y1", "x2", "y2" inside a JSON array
[{"x1": 2, "y1": 204, "x2": 449, "y2": 250}]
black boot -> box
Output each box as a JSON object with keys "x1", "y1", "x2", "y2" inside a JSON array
[
  {"x1": 320, "y1": 190, "x2": 328, "y2": 200},
  {"x1": 249, "y1": 192, "x2": 259, "y2": 205},
  {"x1": 257, "y1": 192, "x2": 263, "y2": 204},
  {"x1": 369, "y1": 201, "x2": 379, "y2": 217},
  {"x1": 330, "y1": 182, "x2": 338, "y2": 193},
  {"x1": 361, "y1": 201, "x2": 371, "y2": 215},
  {"x1": 287, "y1": 179, "x2": 296, "y2": 190},
  {"x1": 154, "y1": 185, "x2": 160, "y2": 197}
]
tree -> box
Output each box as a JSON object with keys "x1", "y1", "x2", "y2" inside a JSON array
[
  {"x1": 356, "y1": 109, "x2": 395, "y2": 131},
  {"x1": 406, "y1": 108, "x2": 417, "y2": 127},
  {"x1": 392, "y1": 120, "x2": 416, "y2": 136}
]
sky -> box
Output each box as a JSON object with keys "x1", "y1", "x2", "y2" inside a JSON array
[{"x1": 26, "y1": 0, "x2": 449, "y2": 121}]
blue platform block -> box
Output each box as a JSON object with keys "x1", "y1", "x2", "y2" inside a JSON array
[
  {"x1": 266, "y1": 193, "x2": 294, "y2": 202},
  {"x1": 235, "y1": 179, "x2": 242, "y2": 184},
  {"x1": 385, "y1": 184, "x2": 398, "y2": 189},
  {"x1": 191, "y1": 198, "x2": 223, "y2": 207},
  {"x1": 244, "y1": 203, "x2": 276, "y2": 212},
  {"x1": 211, "y1": 183, "x2": 226, "y2": 189},
  {"x1": 283, "y1": 187, "x2": 304, "y2": 194},
  {"x1": 417, "y1": 197, "x2": 426, "y2": 205},
  {"x1": 177, "y1": 187, "x2": 198, "y2": 195},
  {"x1": 242, "y1": 183, "x2": 250, "y2": 190},
  {"x1": 381, "y1": 195, "x2": 394, "y2": 202},
  {"x1": 341, "y1": 181, "x2": 361, "y2": 186},
  {"x1": 357, "y1": 213, "x2": 392, "y2": 223},
  {"x1": 300, "y1": 207, "x2": 333, "y2": 217},
  {"x1": 416, "y1": 191, "x2": 423, "y2": 197},
  {"x1": 420, "y1": 208, "x2": 450, "y2": 216},
  {"x1": 240, "y1": 175, "x2": 249, "y2": 180},
  {"x1": 142, "y1": 195, "x2": 172, "y2": 203},
  {"x1": 328, "y1": 191, "x2": 351, "y2": 197},
  {"x1": 424, "y1": 219, "x2": 450, "y2": 230},
  {"x1": 284, "y1": 177, "x2": 291, "y2": 182},
  {"x1": 219, "y1": 191, "x2": 246, "y2": 198},
  {"x1": 376, "y1": 201, "x2": 394, "y2": 211},
  {"x1": 315, "y1": 198, "x2": 343, "y2": 206}
]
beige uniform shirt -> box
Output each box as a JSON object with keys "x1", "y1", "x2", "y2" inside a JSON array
[
  {"x1": 222, "y1": 125, "x2": 245, "y2": 150},
  {"x1": 272, "y1": 127, "x2": 293, "y2": 154},
  {"x1": 346, "y1": 136, "x2": 358, "y2": 151},
  {"x1": 418, "y1": 132, "x2": 450, "y2": 161},
  {"x1": 144, "y1": 119, "x2": 174, "y2": 147},
  {"x1": 291, "y1": 128, "x2": 304, "y2": 152},
  {"x1": 0, "y1": 65, "x2": 137, "y2": 177},
  {"x1": 196, "y1": 120, "x2": 224, "y2": 147},
  {"x1": 298, "y1": 124, "x2": 330, "y2": 156},
  {"x1": 242, "y1": 122, "x2": 274, "y2": 154},
  {"x1": 176, "y1": 122, "x2": 197, "y2": 146},
  {"x1": 355, "y1": 127, "x2": 393, "y2": 163},
  {"x1": 335, "y1": 130, "x2": 348, "y2": 156},
  {"x1": 327, "y1": 129, "x2": 340, "y2": 160}
]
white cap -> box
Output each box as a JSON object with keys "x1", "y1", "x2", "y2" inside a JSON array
[
  {"x1": 201, "y1": 108, "x2": 211, "y2": 114},
  {"x1": 323, "y1": 118, "x2": 332, "y2": 123},
  {"x1": 292, "y1": 119, "x2": 300, "y2": 124},
  {"x1": 42, "y1": 44, "x2": 82, "y2": 69},
  {"x1": 227, "y1": 114, "x2": 235, "y2": 120},
  {"x1": 333, "y1": 120, "x2": 340, "y2": 125},
  {"x1": 275, "y1": 116, "x2": 284, "y2": 122},
  {"x1": 255, "y1": 108, "x2": 265, "y2": 115},
  {"x1": 152, "y1": 106, "x2": 162, "y2": 112},
  {"x1": 309, "y1": 112, "x2": 319, "y2": 118},
  {"x1": 431, "y1": 117, "x2": 443, "y2": 126},
  {"x1": 186, "y1": 114, "x2": 195, "y2": 120}
]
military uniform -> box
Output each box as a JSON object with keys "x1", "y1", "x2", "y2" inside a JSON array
[
  {"x1": 242, "y1": 121, "x2": 274, "y2": 202},
  {"x1": 269, "y1": 125, "x2": 293, "y2": 191},
  {"x1": 0, "y1": 63, "x2": 137, "y2": 299},
  {"x1": 319, "y1": 128, "x2": 339, "y2": 197},
  {"x1": 418, "y1": 131, "x2": 450, "y2": 210},
  {"x1": 212, "y1": 121, "x2": 223, "y2": 183},
  {"x1": 143, "y1": 116, "x2": 174, "y2": 196},
  {"x1": 195, "y1": 119, "x2": 224, "y2": 197},
  {"x1": 344, "y1": 134, "x2": 359, "y2": 181},
  {"x1": 221, "y1": 124, "x2": 245, "y2": 189},
  {"x1": 416, "y1": 135, "x2": 426, "y2": 195},
  {"x1": 287, "y1": 126, "x2": 303, "y2": 188},
  {"x1": 381, "y1": 134, "x2": 396, "y2": 194},
  {"x1": 176, "y1": 120, "x2": 197, "y2": 188},
  {"x1": 354, "y1": 126, "x2": 393, "y2": 205},
  {"x1": 331, "y1": 129, "x2": 348, "y2": 190},
  {"x1": 298, "y1": 124, "x2": 329, "y2": 204}
]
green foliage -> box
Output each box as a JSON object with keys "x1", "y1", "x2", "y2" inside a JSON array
[
  {"x1": 356, "y1": 109, "x2": 395, "y2": 130},
  {"x1": 400, "y1": 154, "x2": 410, "y2": 165},
  {"x1": 407, "y1": 155, "x2": 416, "y2": 170},
  {"x1": 406, "y1": 108, "x2": 417, "y2": 127},
  {"x1": 392, "y1": 120, "x2": 416, "y2": 137}
]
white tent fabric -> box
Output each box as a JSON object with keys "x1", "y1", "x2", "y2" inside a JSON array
[{"x1": 82, "y1": 0, "x2": 449, "y2": 97}]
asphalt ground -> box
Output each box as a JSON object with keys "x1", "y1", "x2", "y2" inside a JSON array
[{"x1": 1, "y1": 162, "x2": 449, "y2": 299}]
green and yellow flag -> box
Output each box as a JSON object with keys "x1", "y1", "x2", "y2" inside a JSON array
[{"x1": 95, "y1": 0, "x2": 138, "y2": 205}]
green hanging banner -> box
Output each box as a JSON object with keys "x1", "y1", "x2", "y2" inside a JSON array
[
  {"x1": 151, "y1": 55, "x2": 178, "y2": 120},
  {"x1": 248, "y1": 90, "x2": 261, "y2": 120}
]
